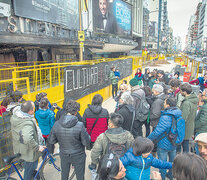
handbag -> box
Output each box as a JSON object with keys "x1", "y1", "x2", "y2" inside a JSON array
[{"x1": 86, "y1": 116, "x2": 99, "y2": 150}]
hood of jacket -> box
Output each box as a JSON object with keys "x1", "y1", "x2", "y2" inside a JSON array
[
  {"x1": 131, "y1": 87, "x2": 144, "y2": 96},
  {"x1": 105, "y1": 127, "x2": 131, "y2": 145},
  {"x1": 119, "y1": 104, "x2": 135, "y2": 113},
  {"x1": 88, "y1": 105, "x2": 102, "y2": 115},
  {"x1": 161, "y1": 107, "x2": 182, "y2": 119},
  {"x1": 60, "y1": 114, "x2": 78, "y2": 128},
  {"x1": 154, "y1": 92, "x2": 166, "y2": 101},
  {"x1": 36, "y1": 108, "x2": 51, "y2": 119},
  {"x1": 6, "y1": 102, "x2": 20, "y2": 114},
  {"x1": 184, "y1": 93, "x2": 199, "y2": 104},
  {"x1": 11, "y1": 106, "x2": 34, "y2": 128}
]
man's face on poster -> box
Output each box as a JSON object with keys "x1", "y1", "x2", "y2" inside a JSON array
[{"x1": 99, "y1": 0, "x2": 108, "y2": 16}]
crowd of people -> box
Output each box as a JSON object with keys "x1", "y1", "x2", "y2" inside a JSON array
[{"x1": 1, "y1": 66, "x2": 207, "y2": 180}]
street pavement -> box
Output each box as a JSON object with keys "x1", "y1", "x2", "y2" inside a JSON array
[{"x1": 10, "y1": 59, "x2": 177, "y2": 180}]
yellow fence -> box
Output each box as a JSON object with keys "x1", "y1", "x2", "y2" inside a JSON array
[
  {"x1": 174, "y1": 55, "x2": 206, "y2": 79},
  {"x1": 0, "y1": 55, "x2": 161, "y2": 112}
]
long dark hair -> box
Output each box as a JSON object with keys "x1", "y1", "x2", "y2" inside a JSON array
[
  {"x1": 173, "y1": 153, "x2": 207, "y2": 180},
  {"x1": 99, "y1": 154, "x2": 120, "y2": 180}
]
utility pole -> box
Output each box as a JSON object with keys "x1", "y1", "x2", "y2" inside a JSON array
[
  {"x1": 157, "y1": 0, "x2": 162, "y2": 56},
  {"x1": 79, "y1": 0, "x2": 83, "y2": 62}
]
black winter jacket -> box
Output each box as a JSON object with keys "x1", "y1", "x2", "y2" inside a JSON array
[
  {"x1": 150, "y1": 93, "x2": 166, "y2": 128},
  {"x1": 48, "y1": 114, "x2": 90, "y2": 155},
  {"x1": 116, "y1": 104, "x2": 135, "y2": 132}
]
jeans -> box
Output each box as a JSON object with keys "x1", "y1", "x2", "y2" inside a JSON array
[
  {"x1": 157, "y1": 148, "x2": 176, "y2": 180},
  {"x1": 24, "y1": 160, "x2": 38, "y2": 180},
  {"x1": 60, "y1": 152, "x2": 86, "y2": 180},
  {"x1": 132, "y1": 120, "x2": 143, "y2": 138},
  {"x1": 112, "y1": 84, "x2": 118, "y2": 98},
  {"x1": 176, "y1": 140, "x2": 189, "y2": 153}
]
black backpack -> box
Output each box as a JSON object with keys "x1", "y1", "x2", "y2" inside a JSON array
[
  {"x1": 104, "y1": 133, "x2": 127, "y2": 158},
  {"x1": 131, "y1": 93, "x2": 150, "y2": 122}
]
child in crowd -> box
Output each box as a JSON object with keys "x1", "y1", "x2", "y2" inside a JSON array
[
  {"x1": 120, "y1": 137, "x2": 172, "y2": 180},
  {"x1": 114, "y1": 68, "x2": 120, "y2": 78}
]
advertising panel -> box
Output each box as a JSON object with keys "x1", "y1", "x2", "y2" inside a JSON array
[
  {"x1": 0, "y1": 0, "x2": 11, "y2": 17},
  {"x1": 64, "y1": 59, "x2": 132, "y2": 100},
  {"x1": 93, "y1": 0, "x2": 132, "y2": 36},
  {"x1": 13, "y1": 0, "x2": 79, "y2": 29}
]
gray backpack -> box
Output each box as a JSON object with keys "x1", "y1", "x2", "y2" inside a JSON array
[{"x1": 131, "y1": 93, "x2": 150, "y2": 122}]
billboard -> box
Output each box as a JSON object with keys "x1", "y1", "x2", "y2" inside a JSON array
[
  {"x1": 13, "y1": 0, "x2": 79, "y2": 29},
  {"x1": 93, "y1": 0, "x2": 132, "y2": 36},
  {"x1": 0, "y1": 0, "x2": 11, "y2": 17}
]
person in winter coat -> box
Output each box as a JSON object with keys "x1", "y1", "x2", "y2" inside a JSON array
[
  {"x1": 143, "y1": 68, "x2": 150, "y2": 86},
  {"x1": 116, "y1": 91, "x2": 135, "y2": 132},
  {"x1": 114, "y1": 84, "x2": 129, "y2": 111},
  {"x1": 150, "y1": 84, "x2": 166, "y2": 128},
  {"x1": 148, "y1": 97, "x2": 183, "y2": 180},
  {"x1": 142, "y1": 86, "x2": 154, "y2": 137},
  {"x1": 11, "y1": 101, "x2": 45, "y2": 180},
  {"x1": 168, "y1": 79, "x2": 182, "y2": 97},
  {"x1": 177, "y1": 83, "x2": 199, "y2": 153},
  {"x1": 149, "y1": 72, "x2": 157, "y2": 89},
  {"x1": 130, "y1": 78, "x2": 146, "y2": 137},
  {"x1": 120, "y1": 137, "x2": 172, "y2": 180},
  {"x1": 48, "y1": 100, "x2": 91, "y2": 180},
  {"x1": 135, "y1": 68, "x2": 143, "y2": 81},
  {"x1": 0, "y1": 97, "x2": 12, "y2": 116},
  {"x1": 90, "y1": 113, "x2": 134, "y2": 166},
  {"x1": 189, "y1": 73, "x2": 207, "y2": 92},
  {"x1": 35, "y1": 98, "x2": 55, "y2": 154},
  {"x1": 195, "y1": 91, "x2": 207, "y2": 135},
  {"x1": 110, "y1": 66, "x2": 119, "y2": 98},
  {"x1": 83, "y1": 94, "x2": 109, "y2": 147},
  {"x1": 6, "y1": 90, "x2": 23, "y2": 114}
]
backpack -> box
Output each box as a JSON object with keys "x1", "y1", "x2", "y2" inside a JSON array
[
  {"x1": 131, "y1": 93, "x2": 150, "y2": 122},
  {"x1": 164, "y1": 115, "x2": 185, "y2": 146},
  {"x1": 104, "y1": 133, "x2": 127, "y2": 158}
]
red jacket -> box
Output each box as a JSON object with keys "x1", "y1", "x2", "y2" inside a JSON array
[
  {"x1": 83, "y1": 105, "x2": 109, "y2": 142},
  {"x1": 0, "y1": 106, "x2": 6, "y2": 116}
]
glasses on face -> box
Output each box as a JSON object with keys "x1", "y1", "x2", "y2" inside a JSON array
[{"x1": 106, "y1": 153, "x2": 114, "y2": 169}]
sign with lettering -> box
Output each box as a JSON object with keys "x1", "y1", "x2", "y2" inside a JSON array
[
  {"x1": 64, "y1": 59, "x2": 132, "y2": 100},
  {"x1": 13, "y1": 0, "x2": 79, "y2": 29}
]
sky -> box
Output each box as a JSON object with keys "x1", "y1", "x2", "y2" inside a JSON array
[
  {"x1": 167, "y1": 0, "x2": 201, "y2": 49},
  {"x1": 144, "y1": 0, "x2": 201, "y2": 49}
]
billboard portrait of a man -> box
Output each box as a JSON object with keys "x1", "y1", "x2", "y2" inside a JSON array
[{"x1": 93, "y1": 0, "x2": 118, "y2": 34}]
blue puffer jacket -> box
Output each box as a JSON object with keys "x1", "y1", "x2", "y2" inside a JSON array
[
  {"x1": 148, "y1": 107, "x2": 182, "y2": 151},
  {"x1": 35, "y1": 108, "x2": 55, "y2": 135},
  {"x1": 120, "y1": 148, "x2": 172, "y2": 180}
]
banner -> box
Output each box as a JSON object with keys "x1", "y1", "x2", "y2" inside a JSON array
[
  {"x1": 64, "y1": 59, "x2": 132, "y2": 100},
  {"x1": 93, "y1": 0, "x2": 132, "y2": 36},
  {"x1": 13, "y1": 0, "x2": 79, "y2": 29}
]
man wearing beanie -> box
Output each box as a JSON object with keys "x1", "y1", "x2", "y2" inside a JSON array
[
  {"x1": 150, "y1": 84, "x2": 166, "y2": 128},
  {"x1": 130, "y1": 78, "x2": 146, "y2": 137},
  {"x1": 195, "y1": 133, "x2": 207, "y2": 161}
]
